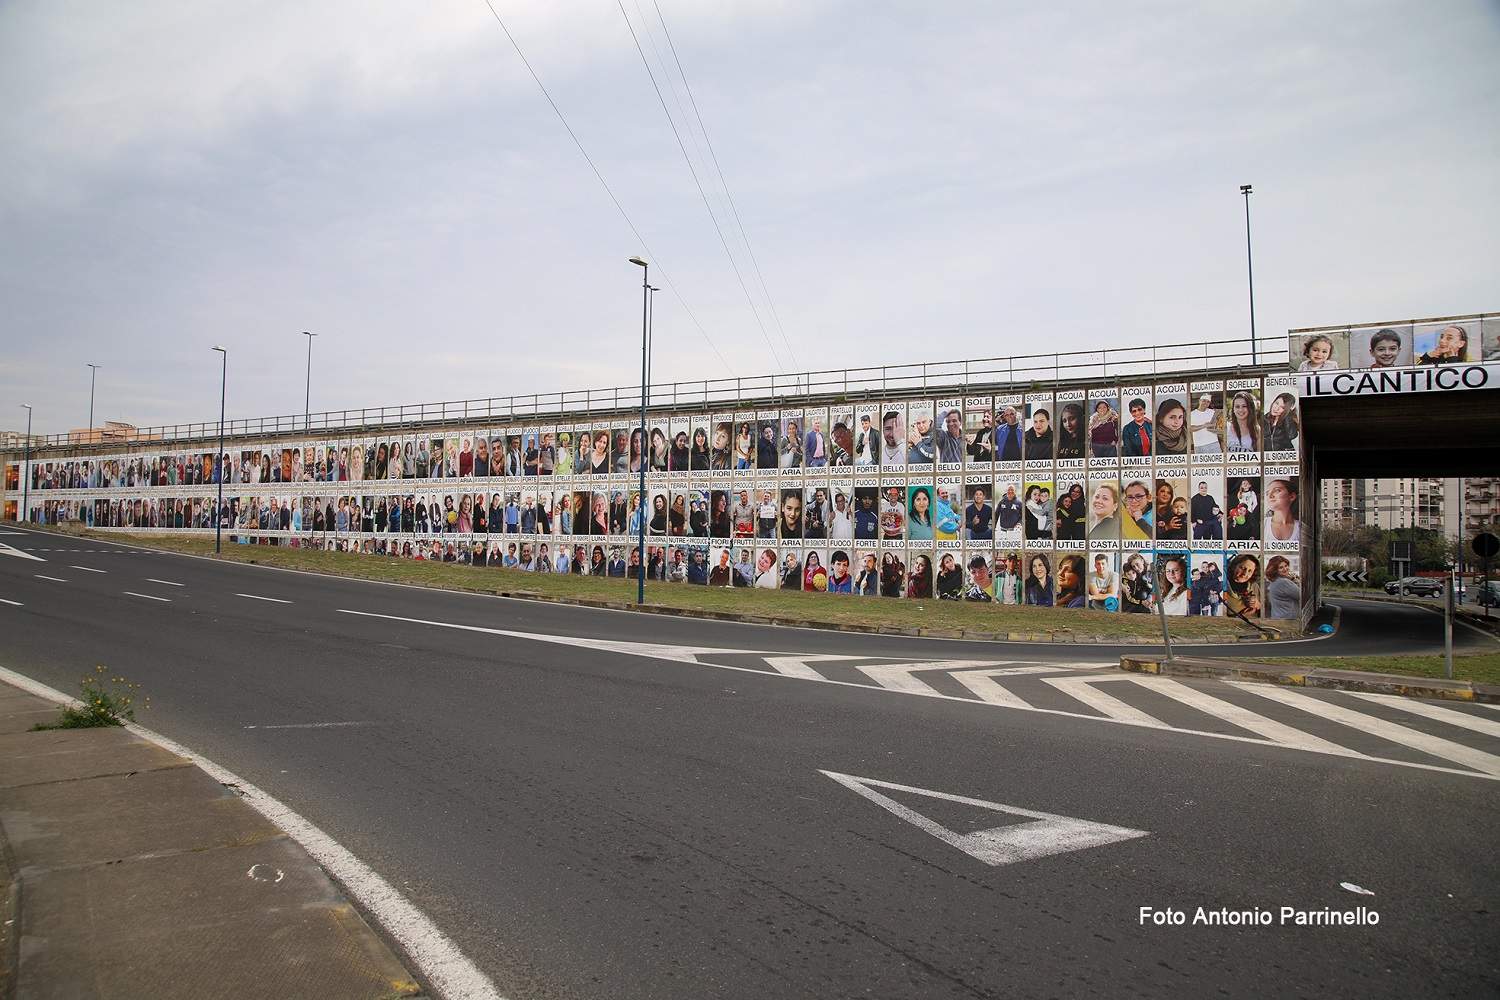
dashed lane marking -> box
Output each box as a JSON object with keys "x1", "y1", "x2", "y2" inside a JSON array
[
  {"x1": 122, "y1": 591, "x2": 171, "y2": 603},
  {"x1": 146, "y1": 578, "x2": 185, "y2": 587},
  {"x1": 0, "y1": 598, "x2": 22, "y2": 607},
  {"x1": 235, "y1": 593, "x2": 292, "y2": 604},
  {"x1": 33, "y1": 574, "x2": 68, "y2": 583},
  {"x1": 70, "y1": 565, "x2": 106, "y2": 574}
]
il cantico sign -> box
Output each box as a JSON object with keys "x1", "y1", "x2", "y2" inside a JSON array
[{"x1": 1299, "y1": 363, "x2": 1498, "y2": 398}]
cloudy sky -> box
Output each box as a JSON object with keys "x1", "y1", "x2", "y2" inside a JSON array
[{"x1": 3, "y1": 0, "x2": 1496, "y2": 434}]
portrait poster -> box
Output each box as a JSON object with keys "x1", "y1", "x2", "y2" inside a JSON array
[
  {"x1": 1119, "y1": 385, "x2": 1153, "y2": 464},
  {"x1": 962, "y1": 477, "x2": 995, "y2": 544},
  {"x1": 1349, "y1": 324, "x2": 1413, "y2": 369},
  {"x1": 1187, "y1": 473, "x2": 1226, "y2": 548},
  {"x1": 827, "y1": 482, "x2": 855, "y2": 542},
  {"x1": 906, "y1": 399, "x2": 936, "y2": 468},
  {"x1": 1291, "y1": 330, "x2": 1349, "y2": 372},
  {"x1": 963, "y1": 549, "x2": 994, "y2": 602},
  {"x1": 1022, "y1": 479, "x2": 1054, "y2": 548},
  {"x1": 779, "y1": 408, "x2": 804, "y2": 471},
  {"x1": 935, "y1": 398, "x2": 965, "y2": 470},
  {"x1": 734, "y1": 412, "x2": 758, "y2": 472},
  {"x1": 1119, "y1": 475, "x2": 1154, "y2": 551},
  {"x1": 904, "y1": 548, "x2": 933, "y2": 598},
  {"x1": 688, "y1": 415, "x2": 711, "y2": 473},
  {"x1": 1086, "y1": 475, "x2": 1121, "y2": 549},
  {"x1": 1054, "y1": 550, "x2": 1087, "y2": 609},
  {"x1": 1023, "y1": 550, "x2": 1054, "y2": 607},
  {"x1": 1022, "y1": 392, "x2": 1054, "y2": 465},
  {"x1": 878, "y1": 484, "x2": 906, "y2": 543},
  {"x1": 853, "y1": 479, "x2": 880, "y2": 541},
  {"x1": 1188, "y1": 382, "x2": 1224, "y2": 458},
  {"x1": 1224, "y1": 380, "x2": 1261, "y2": 455},
  {"x1": 711, "y1": 413, "x2": 735, "y2": 472},
  {"x1": 1262, "y1": 376, "x2": 1299, "y2": 460},
  {"x1": 1086, "y1": 551, "x2": 1119, "y2": 611},
  {"x1": 668, "y1": 417, "x2": 691, "y2": 473},
  {"x1": 649, "y1": 420, "x2": 670, "y2": 474},
  {"x1": 878, "y1": 403, "x2": 907, "y2": 469},
  {"x1": 853, "y1": 404, "x2": 880, "y2": 468},
  {"x1": 1412, "y1": 319, "x2": 1476, "y2": 365},
  {"x1": 800, "y1": 546, "x2": 829, "y2": 592},
  {"x1": 754, "y1": 480, "x2": 777, "y2": 538},
  {"x1": 1156, "y1": 552, "x2": 1191, "y2": 615},
  {"x1": 1190, "y1": 551, "x2": 1229, "y2": 616},
  {"x1": 1152, "y1": 383, "x2": 1189, "y2": 463},
  {"x1": 802, "y1": 481, "x2": 830, "y2": 541},
  {"x1": 963, "y1": 396, "x2": 994, "y2": 467},
  {"x1": 826, "y1": 406, "x2": 854, "y2": 469},
  {"x1": 1262, "y1": 469, "x2": 1300, "y2": 552},
  {"x1": 752, "y1": 546, "x2": 781, "y2": 589},
  {"x1": 906, "y1": 483, "x2": 935, "y2": 543},
  {"x1": 1263, "y1": 552, "x2": 1301, "y2": 619},
  {"x1": 1054, "y1": 388, "x2": 1086, "y2": 462},
  {"x1": 1053, "y1": 475, "x2": 1086, "y2": 544},
  {"x1": 933, "y1": 478, "x2": 961, "y2": 545},
  {"x1": 1152, "y1": 475, "x2": 1190, "y2": 543},
  {"x1": 756, "y1": 411, "x2": 781, "y2": 471}
]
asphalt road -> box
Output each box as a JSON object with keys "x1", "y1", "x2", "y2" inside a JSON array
[{"x1": 1, "y1": 526, "x2": 1496, "y2": 999}]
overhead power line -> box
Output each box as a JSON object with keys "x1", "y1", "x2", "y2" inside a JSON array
[
  {"x1": 615, "y1": 0, "x2": 793, "y2": 373},
  {"x1": 478, "y1": 0, "x2": 733, "y2": 378},
  {"x1": 648, "y1": 0, "x2": 800, "y2": 372}
]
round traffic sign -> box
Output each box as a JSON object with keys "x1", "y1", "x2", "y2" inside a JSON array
[{"x1": 1474, "y1": 532, "x2": 1500, "y2": 559}]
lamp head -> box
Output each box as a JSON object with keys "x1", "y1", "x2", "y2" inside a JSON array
[
  {"x1": 211, "y1": 346, "x2": 226, "y2": 353},
  {"x1": 1240, "y1": 184, "x2": 1252, "y2": 194},
  {"x1": 303, "y1": 330, "x2": 316, "y2": 337},
  {"x1": 629, "y1": 257, "x2": 648, "y2": 268}
]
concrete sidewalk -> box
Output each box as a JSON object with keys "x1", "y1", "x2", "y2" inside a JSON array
[{"x1": 0, "y1": 682, "x2": 425, "y2": 999}]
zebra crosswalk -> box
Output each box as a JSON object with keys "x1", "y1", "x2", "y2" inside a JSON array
[
  {"x1": 338, "y1": 609, "x2": 1500, "y2": 783},
  {"x1": 682, "y1": 651, "x2": 1500, "y2": 782}
]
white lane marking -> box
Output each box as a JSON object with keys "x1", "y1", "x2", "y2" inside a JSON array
[
  {"x1": 820, "y1": 770, "x2": 1149, "y2": 866},
  {"x1": 245, "y1": 721, "x2": 372, "y2": 730},
  {"x1": 335, "y1": 609, "x2": 1498, "y2": 782},
  {"x1": 855, "y1": 659, "x2": 1013, "y2": 696},
  {"x1": 949, "y1": 665, "x2": 1075, "y2": 708},
  {"x1": 146, "y1": 578, "x2": 184, "y2": 587},
  {"x1": 0, "y1": 598, "x2": 22, "y2": 607},
  {"x1": 1120, "y1": 676, "x2": 1351, "y2": 754},
  {"x1": 1042, "y1": 676, "x2": 1166, "y2": 727},
  {"x1": 0, "y1": 530, "x2": 28, "y2": 535},
  {"x1": 0, "y1": 542, "x2": 46, "y2": 562},
  {"x1": 0, "y1": 662, "x2": 505, "y2": 1000},
  {"x1": 1347, "y1": 692, "x2": 1500, "y2": 740},
  {"x1": 235, "y1": 593, "x2": 292, "y2": 604},
  {"x1": 123, "y1": 591, "x2": 171, "y2": 602},
  {"x1": 1232, "y1": 682, "x2": 1500, "y2": 777},
  {"x1": 70, "y1": 565, "x2": 106, "y2": 574},
  {"x1": 34, "y1": 574, "x2": 68, "y2": 583}
]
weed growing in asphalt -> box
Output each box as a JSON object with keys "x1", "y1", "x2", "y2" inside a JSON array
[{"x1": 32, "y1": 665, "x2": 148, "y2": 730}]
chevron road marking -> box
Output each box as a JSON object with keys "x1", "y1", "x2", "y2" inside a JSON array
[
  {"x1": 1348, "y1": 692, "x2": 1500, "y2": 739},
  {"x1": 1231, "y1": 682, "x2": 1500, "y2": 777},
  {"x1": 335, "y1": 610, "x2": 1500, "y2": 781},
  {"x1": 1110, "y1": 675, "x2": 1350, "y2": 754},
  {"x1": 949, "y1": 666, "x2": 1076, "y2": 708},
  {"x1": 1042, "y1": 676, "x2": 1166, "y2": 728},
  {"x1": 0, "y1": 542, "x2": 44, "y2": 562}
]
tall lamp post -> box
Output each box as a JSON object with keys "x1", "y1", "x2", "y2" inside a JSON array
[
  {"x1": 212, "y1": 347, "x2": 227, "y2": 554},
  {"x1": 86, "y1": 363, "x2": 100, "y2": 439},
  {"x1": 629, "y1": 256, "x2": 649, "y2": 604},
  {"x1": 19, "y1": 404, "x2": 31, "y2": 525},
  {"x1": 302, "y1": 331, "x2": 316, "y2": 432},
  {"x1": 1240, "y1": 183, "x2": 1257, "y2": 365}
]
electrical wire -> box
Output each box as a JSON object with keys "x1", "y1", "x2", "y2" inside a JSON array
[
  {"x1": 478, "y1": 0, "x2": 733, "y2": 377},
  {"x1": 615, "y1": 0, "x2": 789, "y2": 372},
  {"x1": 649, "y1": 0, "x2": 800, "y2": 371}
]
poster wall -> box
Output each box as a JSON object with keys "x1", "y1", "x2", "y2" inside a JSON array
[{"x1": 6, "y1": 374, "x2": 1309, "y2": 619}]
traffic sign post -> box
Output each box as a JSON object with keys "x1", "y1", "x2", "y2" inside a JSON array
[{"x1": 1473, "y1": 532, "x2": 1498, "y2": 619}]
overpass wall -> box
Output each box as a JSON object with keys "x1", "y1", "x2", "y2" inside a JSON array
[{"x1": 3, "y1": 367, "x2": 1308, "y2": 623}]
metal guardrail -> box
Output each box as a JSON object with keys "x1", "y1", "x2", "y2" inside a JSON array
[{"x1": 26, "y1": 333, "x2": 1287, "y2": 452}]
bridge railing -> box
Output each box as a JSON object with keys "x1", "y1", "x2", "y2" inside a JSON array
[{"x1": 28, "y1": 333, "x2": 1286, "y2": 451}]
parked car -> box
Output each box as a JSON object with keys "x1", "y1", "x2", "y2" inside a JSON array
[
  {"x1": 1478, "y1": 581, "x2": 1500, "y2": 609},
  {"x1": 1383, "y1": 576, "x2": 1444, "y2": 597}
]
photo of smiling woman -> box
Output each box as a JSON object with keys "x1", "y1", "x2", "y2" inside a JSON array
[
  {"x1": 1087, "y1": 394, "x2": 1119, "y2": 459},
  {"x1": 1087, "y1": 480, "x2": 1121, "y2": 542},
  {"x1": 1225, "y1": 390, "x2": 1260, "y2": 453},
  {"x1": 1262, "y1": 393, "x2": 1300, "y2": 454},
  {"x1": 1024, "y1": 553, "x2": 1053, "y2": 607},
  {"x1": 1415, "y1": 322, "x2": 1472, "y2": 364},
  {"x1": 907, "y1": 485, "x2": 935, "y2": 541},
  {"x1": 1055, "y1": 553, "x2": 1086, "y2": 608},
  {"x1": 1263, "y1": 477, "x2": 1299, "y2": 543},
  {"x1": 1055, "y1": 402, "x2": 1085, "y2": 459}
]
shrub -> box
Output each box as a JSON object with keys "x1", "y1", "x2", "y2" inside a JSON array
[{"x1": 32, "y1": 666, "x2": 147, "y2": 730}]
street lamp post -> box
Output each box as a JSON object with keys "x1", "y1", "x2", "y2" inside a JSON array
[
  {"x1": 212, "y1": 347, "x2": 227, "y2": 554},
  {"x1": 19, "y1": 404, "x2": 31, "y2": 525},
  {"x1": 1240, "y1": 184, "x2": 1257, "y2": 365},
  {"x1": 302, "y1": 331, "x2": 316, "y2": 432},
  {"x1": 87, "y1": 363, "x2": 99, "y2": 439},
  {"x1": 630, "y1": 257, "x2": 649, "y2": 604},
  {"x1": 646, "y1": 285, "x2": 659, "y2": 396}
]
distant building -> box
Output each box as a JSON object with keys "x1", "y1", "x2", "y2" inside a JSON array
[
  {"x1": 1321, "y1": 477, "x2": 1452, "y2": 533},
  {"x1": 67, "y1": 421, "x2": 138, "y2": 444}
]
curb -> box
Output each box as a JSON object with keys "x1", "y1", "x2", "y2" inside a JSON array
[{"x1": 1118, "y1": 654, "x2": 1500, "y2": 704}]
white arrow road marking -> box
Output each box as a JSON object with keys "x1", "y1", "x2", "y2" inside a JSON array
[
  {"x1": 0, "y1": 542, "x2": 45, "y2": 560},
  {"x1": 820, "y1": 770, "x2": 1149, "y2": 866}
]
